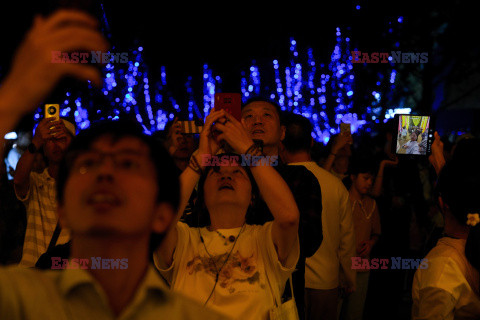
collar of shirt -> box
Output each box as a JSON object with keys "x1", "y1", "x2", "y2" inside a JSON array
[{"x1": 58, "y1": 264, "x2": 168, "y2": 312}]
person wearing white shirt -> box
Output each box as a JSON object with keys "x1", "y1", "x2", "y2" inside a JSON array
[
  {"x1": 281, "y1": 113, "x2": 356, "y2": 320},
  {"x1": 412, "y1": 144, "x2": 480, "y2": 320}
]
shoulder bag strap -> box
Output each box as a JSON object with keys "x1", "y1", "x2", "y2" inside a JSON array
[{"x1": 47, "y1": 222, "x2": 61, "y2": 252}]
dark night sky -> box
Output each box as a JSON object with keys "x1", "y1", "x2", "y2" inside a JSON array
[
  {"x1": 0, "y1": 0, "x2": 428, "y2": 89},
  {"x1": 2, "y1": 0, "x2": 477, "y2": 132}
]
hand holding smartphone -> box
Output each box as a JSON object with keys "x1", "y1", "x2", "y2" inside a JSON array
[{"x1": 393, "y1": 114, "x2": 434, "y2": 157}]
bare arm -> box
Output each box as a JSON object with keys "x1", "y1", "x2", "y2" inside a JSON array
[
  {"x1": 323, "y1": 133, "x2": 352, "y2": 172},
  {"x1": 250, "y1": 163, "x2": 299, "y2": 264},
  {"x1": 371, "y1": 157, "x2": 398, "y2": 198},
  {"x1": 157, "y1": 109, "x2": 225, "y2": 267},
  {"x1": 428, "y1": 132, "x2": 445, "y2": 176},
  {"x1": 217, "y1": 113, "x2": 300, "y2": 264},
  {"x1": 14, "y1": 118, "x2": 63, "y2": 198}
]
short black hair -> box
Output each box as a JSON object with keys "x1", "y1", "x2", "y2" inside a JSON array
[
  {"x1": 242, "y1": 96, "x2": 283, "y2": 120},
  {"x1": 282, "y1": 112, "x2": 313, "y2": 153},
  {"x1": 183, "y1": 153, "x2": 263, "y2": 227},
  {"x1": 436, "y1": 155, "x2": 480, "y2": 272}
]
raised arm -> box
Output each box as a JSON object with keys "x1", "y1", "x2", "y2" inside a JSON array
[
  {"x1": 216, "y1": 113, "x2": 300, "y2": 264},
  {"x1": 371, "y1": 157, "x2": 398, "y2": 198},
  {"x1": 14, "y1": 118, "x2": 63, "y2": 198},
  {"x1": 428, "y1": 131, "x2": 445, "y2": 176},
  {"x1": 157, "y1": 109, "x2": 224, "y2": 266},
  {"x1": 0, "y1": 9, "x2": 108, "y2": 156},
  {"x1": 323, "y1": 132, "x2": 352, "y2": 172}
]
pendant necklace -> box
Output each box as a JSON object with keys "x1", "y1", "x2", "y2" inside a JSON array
[{"x1": 215, "y1": 230, "x2": 237, "y2": 246}]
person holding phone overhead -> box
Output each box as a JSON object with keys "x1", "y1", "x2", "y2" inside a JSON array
[
  {"x1": 155, "y1": 108, "x2": 300, "y2": 319},
  {"x1": 14, "y1": 115, "x2": 76, "y2": 267}
]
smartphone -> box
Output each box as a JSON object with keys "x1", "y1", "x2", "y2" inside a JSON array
[
  {"x1": 214, "y1": 93, "x2": 242, "y2": 121},
  {"x1": 393, "y1": 114, "x2": 434, "y2": 156},
  {"x1": 45, "y1": 104, "x2": 60, "y2": 121},
  {"x1": 178, "y1": 119, "x2": 204, "y2": 134},
  {"x1": 340, "y1": 123, "x2": 351, "y2": 135}
]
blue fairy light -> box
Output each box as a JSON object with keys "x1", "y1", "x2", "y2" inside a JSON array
[{"x1": 26, "y1": 13, "x2": 406, "y2": 142}]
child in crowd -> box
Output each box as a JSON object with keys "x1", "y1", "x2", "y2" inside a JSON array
[{"x1": 340, "y1": 157, "x2": 381, "y2": 320}]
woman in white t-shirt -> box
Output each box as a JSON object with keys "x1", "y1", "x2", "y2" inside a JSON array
[
  {"x1": 154, "y1": 108, "x2": 300, "y2": 320},
  {"x1": 412, "y1": 145, "x2": 480, "y2": 319}
]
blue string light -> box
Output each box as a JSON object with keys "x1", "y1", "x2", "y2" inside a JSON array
[{"x1": 26, "y1": 20, "x2": 407, "y2": 144}]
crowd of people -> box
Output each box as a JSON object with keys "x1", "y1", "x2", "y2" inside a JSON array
[{"x1": 0, "y1": 8, "x2": 479, "y2": 320}]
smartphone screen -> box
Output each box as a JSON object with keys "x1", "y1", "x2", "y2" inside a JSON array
[
  {"x1": 214, "y1": 93, "x2": 242, "y2": 121},
  {"x1": 394, "y1": 115, "x2": 433, "y2": 156}
]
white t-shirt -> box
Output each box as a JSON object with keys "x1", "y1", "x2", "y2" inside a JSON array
[
  {"x1": 290, "y1": 162, "x2": 356, "y2": 290},
  {"x1": 154, "y1": 221, "x2": 299, "y2": 320},
  {"x1": 412, "y1": 237, "x2": 480, "y2": 319}
]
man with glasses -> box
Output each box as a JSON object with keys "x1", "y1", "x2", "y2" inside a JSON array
[{"x1": 0, "y1": 120, "x2": 226, "y2": 319}]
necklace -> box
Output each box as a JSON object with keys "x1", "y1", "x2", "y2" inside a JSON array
[
  {"x1": 352, "y1": 199, "x2": 376, "y2": 220},
  {"x1": 215, "y1": 230, "x2": 236, "y2": 246},
  {"x1": 198, "y1": 222, "x2": 246, "y2": 305}
]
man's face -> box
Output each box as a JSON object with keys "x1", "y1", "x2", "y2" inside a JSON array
[
  {"x1": 58, "y1": 136, "x2": 173, "y2": 239},
  {"x1": 172, "y1": 134, "x2": 195, "y2": 159},
  {"x1": 44, "y1": 129, "x2": 72, "y2": 163},
  {"x1": 203, "y1": 164, "x2": 252, "y2": 212},
  {"x1": 241, "y1": 101, "x2": 285, "y2": 147}
]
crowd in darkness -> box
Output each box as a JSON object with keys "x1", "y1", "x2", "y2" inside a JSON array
[{"x1": 0, "y1": 8, "x2": 479, "y2": 320}]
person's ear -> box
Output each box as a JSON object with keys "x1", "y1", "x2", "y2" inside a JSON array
[{"x1": 152, "y1": 202, "x2": 176, "y2": 234}]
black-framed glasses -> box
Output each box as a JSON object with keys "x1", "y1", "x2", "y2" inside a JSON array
[{"x1": 70, "y1": 150, "x2": 151, "y2": 175}]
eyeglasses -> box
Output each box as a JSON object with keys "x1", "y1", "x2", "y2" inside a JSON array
[{"x1": 71, "y1": 150, "x2": 151, "y2": 175}]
